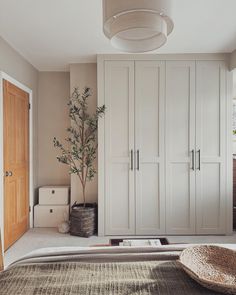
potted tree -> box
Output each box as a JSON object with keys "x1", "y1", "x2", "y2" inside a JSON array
[{"x1": 53, "y1": 87, "x2": 105, "y2": 237}]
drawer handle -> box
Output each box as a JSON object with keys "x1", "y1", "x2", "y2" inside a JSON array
[
  {"x1": 52, "y1": 190, "x2": 55, "y2": 194},
  {"x1": 50, "y1": 209, "x2": 53, "y2": 213}
]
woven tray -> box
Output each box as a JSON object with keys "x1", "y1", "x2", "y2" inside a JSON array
[{"x1": 179, "y1": 245, "x2": 236, "y2": 294}]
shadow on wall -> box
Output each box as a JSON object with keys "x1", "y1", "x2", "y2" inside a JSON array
[{"x1": 69, "y1": 63, "x2": 98, "y2": 205}]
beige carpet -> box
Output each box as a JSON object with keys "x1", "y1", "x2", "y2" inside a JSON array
[{"x1": 4, "y1": 228, "x2": 236, "y2": 267}]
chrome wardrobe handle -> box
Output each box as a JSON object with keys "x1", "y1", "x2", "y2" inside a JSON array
[
  {"x1": 191, "y1": 150, "x2": 195, "y2": 170},
  {"x1": 197, "y1": 149, "x2": 201, "y2": 170},
  {"x1": 137, "y1": 150, "x2": 140, "y2": 171},
  {"x1": 130, "y1": 150, "x2": 134, "y2": 171}
]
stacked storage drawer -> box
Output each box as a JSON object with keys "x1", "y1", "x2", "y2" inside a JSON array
[{"x1": 34, "y1": 186, "x2": 70, "y2": 227}]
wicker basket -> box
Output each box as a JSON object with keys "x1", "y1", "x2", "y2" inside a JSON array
[
  {"x1": 70, "y1": 203, "x2": 97, "y2": 238},
  {"x1": 179, "y1": 245, "x2": 236, "y2": 294}
]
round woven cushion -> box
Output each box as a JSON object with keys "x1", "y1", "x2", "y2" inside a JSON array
[{"x1": 179, "y1": 245, "x2": 236, "y2": 294}]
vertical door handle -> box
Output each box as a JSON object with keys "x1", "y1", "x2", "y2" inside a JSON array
[
  {"x1": 130, "y1": 150, "x2": 134, "y2": 171},
  {"x1": 197, "y1": 149, "x2": 201, "y2": 170},
  {"x1": 137, "y1": 150, "x2": 140, "y2": 171},
  {"x1": 191, "y1": 150, "x2": 195, "y2": 170}
]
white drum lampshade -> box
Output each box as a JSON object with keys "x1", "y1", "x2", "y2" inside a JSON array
[{"x1": 103, "y1": 0, "x2": 174, "y2": 53}]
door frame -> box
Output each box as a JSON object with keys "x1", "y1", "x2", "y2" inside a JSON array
[{"x1": 0, "y1": 71, "x2": 33, "y2": 253}]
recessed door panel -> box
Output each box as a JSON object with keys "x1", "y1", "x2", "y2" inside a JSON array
[
  {"x1": 166, "y1": 61, "x2": 196, "y2": 234},
  {"x1": 199, "y1": 163, "x2": 221, "y2": 228},
  {"x1": 135, "y1": 61, "x2": 165, "y2": 235},
  {"x1": 110, "y1": 164, "x2": 130, "y2": 230},
  {"x1": 196, "y1": 61, "x2": 226, "y2": 234},
  {"x1": 138, "y1": 163, "x2": 160, "y2": 231},
  {"x1": 170, "y1": 163, "x2": 191, "y2": 229},
  {"x1": 104, "y1": 61, "x2": 135, "y2": 235}
]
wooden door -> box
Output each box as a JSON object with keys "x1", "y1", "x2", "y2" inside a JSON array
[
  {"x1": 104, "y1": 61, "x2": 135, "y2": 235},
  {"x1": 135, "y1": 61, "x2": 165, "y2": 235},
  {"x1": 3, "y1": 80, "x2": 29, "y2": 250},
  {"x1": 196, "y1": 61, "x2": 226, "y2": 234},
  {"x1": 165, "y1": 61, "x2": 196, "y2": 234}
]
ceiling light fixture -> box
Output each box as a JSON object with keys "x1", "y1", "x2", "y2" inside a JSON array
[{"x1": 103, "y1": 0, "x2": 174, "y2": 53}]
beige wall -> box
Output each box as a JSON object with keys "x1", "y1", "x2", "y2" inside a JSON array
[
  {"x1": 233, "y1": 69, "x2": 236, "y2": 98},
  {"x1": 0, "y1": 36, "x2": 38, "y2": 194},
  {"x1": 38, "y1": 72, "x2": 70, "y2": 187},
  {"x1": 230, "y1": 50, "x2": 236, "y2": 71},
  {"x1": 69, "y1": 63, "x2": 98, "y2": 204},
  {"x1": 0, "y1": 36, "x2": 71, "y2": 203}
]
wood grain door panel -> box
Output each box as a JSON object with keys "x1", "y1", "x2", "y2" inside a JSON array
[{"x1": 3, "y1": 80, "x2": 29, "y2": 250}]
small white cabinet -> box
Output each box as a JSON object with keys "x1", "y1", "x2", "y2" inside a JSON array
[
  {"x1": 39, "y1": 186, "x2": 69, "y2": 205},
  {"x1": 34, "y1": 205, "x2": 69, "y2": 228},
  {"x1": 98, "y1": 55, "x2": 232, "y2": 236},
  {"x1": 34, "y1": 186, "x2": 70, "y2": 228}
]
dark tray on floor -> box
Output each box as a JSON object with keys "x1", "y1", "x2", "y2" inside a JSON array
[{"x1": 110, "y1": 237, "x2": 169, "y2": 246}]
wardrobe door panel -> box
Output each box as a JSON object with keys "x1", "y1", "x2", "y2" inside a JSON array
[
  {"x1": 135, "y1": 61, "x2": 165, "y2": 234},
  {"x1": 171, "y1": 163, "x2": 192, "y2": 228},
  {"x1": 196, "y1": 61, "x2": 226, "y2": 234},
  {"x1": 104, "y1": 61, "x2": 135, "y2": 235},
  {"x1": 110, "y1": 164, "x2": 130, "y2": 230},
  {"x1": 200, "y1": 163, "x2": 221, "y2": 228},
  {"x1": 166, "y1": 61, "x2": 196, "y2": 234}
]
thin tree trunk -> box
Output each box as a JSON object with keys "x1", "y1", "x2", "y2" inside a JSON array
[
  {"x1": 82, "y1": 184, "x2": 86, "y2": 207},
  {"x1": 81, "y1": 107, "x2": 85, "y2": 206}
]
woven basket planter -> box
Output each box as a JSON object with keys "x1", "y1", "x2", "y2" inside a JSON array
[{"x1": 70, "y1": 203, "x2": 97, "y2": 238}]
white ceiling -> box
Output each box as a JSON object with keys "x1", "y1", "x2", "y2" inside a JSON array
[{"x1": 0, "y1": 0, "x2": 236, "y2": 71}]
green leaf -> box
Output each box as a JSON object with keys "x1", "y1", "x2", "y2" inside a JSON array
[{"x1": 53, "y1": 87, "x2": 105, "y2": 203}]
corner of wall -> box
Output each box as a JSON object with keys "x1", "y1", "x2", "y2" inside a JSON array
[{"x1": 230, "y1": 50, "x2": 236, "y2": 71}]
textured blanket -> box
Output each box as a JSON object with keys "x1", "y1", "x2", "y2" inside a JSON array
[{"x1": 0, "y1": 259, "x2": 222, "y2": 295}]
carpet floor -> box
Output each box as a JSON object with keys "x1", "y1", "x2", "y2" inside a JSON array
[{"x1": 4, "y1": 228, "x2": 236, "y2": 267}]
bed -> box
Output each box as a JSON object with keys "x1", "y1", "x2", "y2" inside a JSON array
[{"x1": 0, "y1": 244, "x2": 232, "y2": 295}]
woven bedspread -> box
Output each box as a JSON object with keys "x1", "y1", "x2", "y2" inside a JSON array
[{"x1": 0, "y1": 260, "x2": 221, "y2": 295}]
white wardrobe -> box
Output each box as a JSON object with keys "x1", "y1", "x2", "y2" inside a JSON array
[{"x1": 98, "y1": 55, "x2": 232, "y2": 236}]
